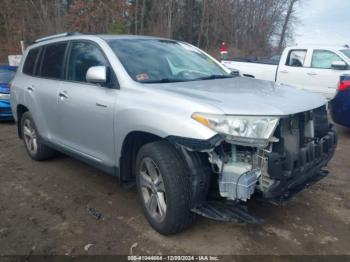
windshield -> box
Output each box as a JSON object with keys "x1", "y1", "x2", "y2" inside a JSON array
[
  {"x1": 0, "y1": 69, "x2": 16, "y2": 84},
  {"x1": 341, "y1": 49, "x2": 350, "y2": 59},
  {"x1": 107, "y1": 39, "x2": 231, "y2": 83}
]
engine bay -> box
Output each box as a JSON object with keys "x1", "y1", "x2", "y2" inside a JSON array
[{"x1": 206, "y1": 106, "x2": 337, "y2": 203}]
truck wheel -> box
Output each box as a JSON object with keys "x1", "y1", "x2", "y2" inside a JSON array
[
  {"x1": 136, "y1": 140, "x2": 195, "y2": 235},
  {"x1": 21, "y1": 111, "x2": 55, "y2": 161}
]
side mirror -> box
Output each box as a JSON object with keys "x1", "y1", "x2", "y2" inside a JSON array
[
  {"x1": 230, "y1": 69, "x2": 240, "y2": 77},
  {"x1": 86, "y1": 66, "x2": 107, "y2": 84},
  {"x1": 331, "y1": 61, "x2": 348, "y2": 70}
]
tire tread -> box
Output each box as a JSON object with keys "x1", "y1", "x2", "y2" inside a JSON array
[{"x1": 136, "y1": 140, "x2": 195, "y2": 235}]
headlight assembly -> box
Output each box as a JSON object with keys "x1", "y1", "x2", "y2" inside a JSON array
[{"x1": 192, "y1": 113, "x2": 279, "y2": 147}]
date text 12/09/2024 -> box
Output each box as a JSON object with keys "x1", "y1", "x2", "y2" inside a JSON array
[{"x1": 127, "y1": 256, "x2": 220, "y2": 261}]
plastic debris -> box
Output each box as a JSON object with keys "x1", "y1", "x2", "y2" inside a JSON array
[
  {"x1": 88, "y1": 207, "x2": 102, "y2": 220},
  {"x1": 84, "y1": 243, "x2": 94, "y2": 251},
  {"x1": 130, "y1": 242, "x2": 138, "y2": 255}
]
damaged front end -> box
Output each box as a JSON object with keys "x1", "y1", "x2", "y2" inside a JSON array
[{"x1": 168, "y1": 105, "x2": 337, "y2": 224}]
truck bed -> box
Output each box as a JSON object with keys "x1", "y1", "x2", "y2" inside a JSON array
[
  {"x1": 221, "y1": 60, "x2": 278, "y2": 81},
  {"x1": 226, "y1": 57, "x2": 279, "y2": 65}
]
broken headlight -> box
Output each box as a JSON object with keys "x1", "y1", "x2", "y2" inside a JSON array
[{"x1": 192, "y1": 113, "x2": 279, "y2": 147}]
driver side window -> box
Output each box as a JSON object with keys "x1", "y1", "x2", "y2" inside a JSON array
[
  {"x1": 67, "y1": 41, "x2": 109, "y2": 83},
  {"x1": 311, "y1": 50, "x2": 345, "y2": 69},
  {"x1": 286, "y1": 50, "x2": 307, "y2": 67}
]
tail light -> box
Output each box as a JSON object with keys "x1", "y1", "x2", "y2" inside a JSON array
[{"x1": 339, "y1": 75, "x2": 350, "y2": 92}]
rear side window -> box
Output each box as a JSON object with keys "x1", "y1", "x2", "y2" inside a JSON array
[
  {"x1": 40, "y1": 42, "x2": 67, "y2": 79},
  {"x1": 23, "y1": 48, "x2": 40, "y2": 75},
  {"x1": 286, "y1": 50, "x2": 307, "y2": 67}
]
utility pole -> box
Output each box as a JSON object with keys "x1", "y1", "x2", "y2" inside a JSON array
[
  {"x1": 134, "y1": 0, "x2": 139, "y2": 34},
  {"x1": 140, "y1": 0, "x2": 146, "y2": 35}
]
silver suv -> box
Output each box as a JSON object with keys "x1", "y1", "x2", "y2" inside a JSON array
[{"x1": 11, "y1": 33, "x2": 337, "y2": 235}]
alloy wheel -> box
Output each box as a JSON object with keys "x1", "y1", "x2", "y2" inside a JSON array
[
  {"x1": 139, "y1": 157, "x2": 167, "y2": 222},
  {"x1": 23, "y1": 119, "x2": 38, "y2": 155}
]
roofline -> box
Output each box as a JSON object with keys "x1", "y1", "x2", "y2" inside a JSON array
[
  {"x1": 34, "y1": 32, "x2": 82, "y2": 43},
  {"x1": 26, "y1": 33, "x2": 183, "y2": 52},
  {"x1": 33, "y1": 32, "x2": 178, "y2": 43},
  {"x1": 286, "y1": 45, "x2": 349, "y2": 50},
  {"x1": 27, "y1": 33, "x2": 106, "y2": 50}
]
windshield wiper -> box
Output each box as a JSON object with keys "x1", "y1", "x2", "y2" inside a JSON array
[
  {"x1": 141, "y1": 78, "x2": 188, "y2": 84},
  {"x1": 141, "y1": 75, "x2": 234, "y2": 84},
  {"x1": 195, "y1": 74, "x2": 234, "y2": 81}
]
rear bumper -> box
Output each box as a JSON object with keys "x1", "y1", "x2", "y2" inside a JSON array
[
  {"x1": 0, "y1": 99, "x2": 13, "y2": 119},
  {"x1": 262, "y1": 126, "x2": 337, "y2": 204}
]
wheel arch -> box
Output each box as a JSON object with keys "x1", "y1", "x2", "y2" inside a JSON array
[
  {"x1": 119, "y1": 131, "x2": 163, "y2": 184},
  {"x1": 119, "y1": 131, "x2": 212, "y2": 208},
  {"x1": 16, "y1": 104, "x2": 29, "y2": 139}
]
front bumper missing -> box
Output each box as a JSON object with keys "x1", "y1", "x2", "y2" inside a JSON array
[
  {"x1": 262, "y1": 128, "x2": 337, "y2": 205},
  {"x1": 191, "y1": 127, "x2": 337, "y2": 224}
]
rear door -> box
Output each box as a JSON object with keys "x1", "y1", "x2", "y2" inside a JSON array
[
  {"x1": 304, "y1": 49, "x2": 349, "y2": 99},
  {"x1": 276, "y1": 49, "x2": 311, "y2": 90},
  {"x1": 23, "y1": 42, "x2": 67, "y2": 141},
  {"x1": 57, "y1": 40, "x2": 117, "y2": 168}
]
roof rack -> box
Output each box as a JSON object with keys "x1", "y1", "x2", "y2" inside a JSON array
[{"x1": 35, "y1": 32, "x2": 81, "y2": 43}]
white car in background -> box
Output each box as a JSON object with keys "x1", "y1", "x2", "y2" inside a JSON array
[{"x1": 222, "y1": 46, "x2": 350, "y2": 99}]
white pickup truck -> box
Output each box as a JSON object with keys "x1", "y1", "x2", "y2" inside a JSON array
[{"x1": 222, "y1": 46, "x2": 350, "y2": 99}]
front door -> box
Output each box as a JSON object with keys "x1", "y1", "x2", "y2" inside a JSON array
[
  {"x1": 277, "y1": 49, "x2": 310, "y2": 91},
  {"x1": 304, "y1": 49, "x2": 350, "y2": 99},
  {"x1": 57, "y1": 41, "x2": 118, "y2": 168}
]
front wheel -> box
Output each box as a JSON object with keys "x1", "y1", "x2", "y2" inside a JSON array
[{"x1": 136, "y1": 141, "x2": 195, "y2": 235}]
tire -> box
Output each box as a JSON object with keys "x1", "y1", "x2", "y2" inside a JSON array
[
  {"x1": 21, "y1": 111, "x2": 55, "y2": 161},
  {"x1": 136, "y1": 140, "x2": 195, "y2": 235}
]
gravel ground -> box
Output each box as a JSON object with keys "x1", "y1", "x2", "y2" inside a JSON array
[{"x1": 0, "y1": 121, "x2": 349, "y2": 256}]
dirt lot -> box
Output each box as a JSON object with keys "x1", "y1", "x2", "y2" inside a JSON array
[{"x1": 0, "y1": 121, "x2": 350, "y2": 256}]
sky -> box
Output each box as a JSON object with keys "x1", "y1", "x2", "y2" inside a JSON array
[{"x1": 294, "y1": 0, "x2": 350, "y2": 46}]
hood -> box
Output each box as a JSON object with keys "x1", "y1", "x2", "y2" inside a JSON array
[{"x1": 147, "y1": 77, "x2": 326, "y2": 116}]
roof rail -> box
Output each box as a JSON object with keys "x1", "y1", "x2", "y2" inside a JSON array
[{"x1": 35, "y1": 32, "x2": 81, "y2": 43}]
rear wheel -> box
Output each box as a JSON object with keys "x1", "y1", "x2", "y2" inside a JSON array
[
  {"x1": 136, "y1": 140, "x2": 195, "y2": 235},
  {"x1": 21, "y1": 111, "x2": 55, "y2": 161}
]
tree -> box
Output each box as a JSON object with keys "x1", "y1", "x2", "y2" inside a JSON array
[
  {"x1": 0, "y1": 0, "x2": 303, "y2": 62},
  {"x1": 278, "y1": 0, "x2": 299, "y2": 52},
  {"x1": 140, "y1": 0, "x2": 146, "y2": 34}
]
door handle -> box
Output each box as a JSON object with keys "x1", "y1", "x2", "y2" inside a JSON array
[
  {"x1": 27, "y1": 85, "x2": 35, "y2": 92},
  {"x1": 96, "y1": 102, "x2": 107, "y2": 108},
  {"x1": 280, "y1": 70, "x2": 289, "y2": 74},
  {"x1": 58, "y1": 91, "x2": 68, "y2": 99},
  {"x1": 307, "y1": 72, "x2": 317, "y2": 76}
]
